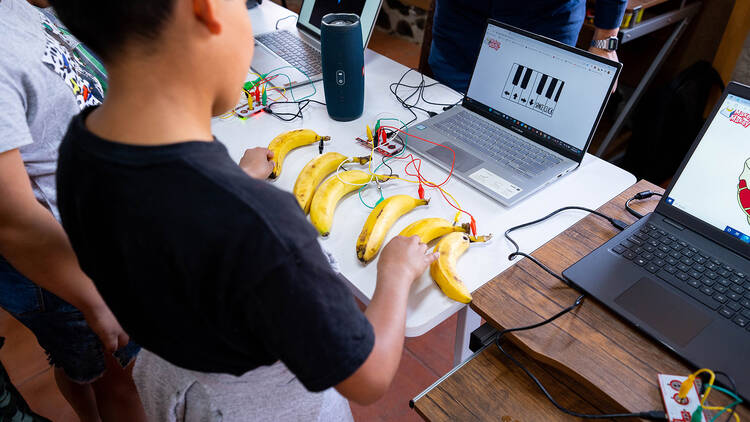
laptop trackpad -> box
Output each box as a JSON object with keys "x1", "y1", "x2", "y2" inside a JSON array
[
  {"x1": 427, "y1": 142, "x2": 482, "y2": 172},
  {"x1": 614, "y1": 278, "x2": 712, "y2": 347}
]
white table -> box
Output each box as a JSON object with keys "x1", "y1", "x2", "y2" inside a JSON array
[{"x1": 212, "y1": 0, "x2": 636, "y2": 365}]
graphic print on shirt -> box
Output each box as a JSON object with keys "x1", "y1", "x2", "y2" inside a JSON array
[
  {"x1": 39, "y1": 13, "x2": 103, "y2": 109},
  {"x1": 501, "y1": 63, "x2": 565, "y2": 117}
]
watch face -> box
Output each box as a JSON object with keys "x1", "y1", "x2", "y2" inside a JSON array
[{"x1": 608, "y1": 37, "x2": 618, "y2": 50}]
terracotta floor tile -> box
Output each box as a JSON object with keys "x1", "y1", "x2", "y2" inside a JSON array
[
  {"x1": 16, "y1": 368, "x2": 78, "y2": 422},
  {"x1": 404, "y1": 314, "x2": 456, "y2": 377},
  {"x1": 350, "y1": 347, "x2": 438, "y2": 422},
  {"x1": 0, "y1": 309, "x2": 51, "y2": 384},
  {"x1": 368, "y1": 29, "x2": 421, "y2": 69}
]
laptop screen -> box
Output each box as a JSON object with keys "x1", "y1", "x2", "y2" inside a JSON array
[
  {"x1": 665, "y1": 93, "x2": 750, "y2": 242},
  {"x1": 465, "y1": 22, "x2": 619, "y2": 158},
  {"x1": 297, "y1": 0, "x2": 380, "y2": 46}
]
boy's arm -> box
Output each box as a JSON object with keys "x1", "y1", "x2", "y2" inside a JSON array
[
  {"x1": 0, "y1": 149, "x2": 129, "y2": 352},
  {"x1": 335, "y1": 236, "x2": 438, "y2": 405}
]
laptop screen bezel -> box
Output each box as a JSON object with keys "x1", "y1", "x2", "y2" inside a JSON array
[
  {"x1": 656, "y1": 82, "x2": 750, "y2": 259},
  {"x1": 462, "y1": 19, "x2": 622, "y2": 163},
  {"x1": 296, "y1": 0, "x2": 383, "y2": 48}
]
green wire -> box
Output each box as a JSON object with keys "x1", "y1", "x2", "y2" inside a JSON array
[
  {"x1": 357, "y1": 118, "x2": 410, "y2": 209},
  {"x1": 263, "y1": 65, "x2": 317, "y2": 101},
  {"x1": 707, "y1": 385, "x2": 742, "y2": 422}
]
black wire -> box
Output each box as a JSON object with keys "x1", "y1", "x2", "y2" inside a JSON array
[
  {"x1": 265, "y1": 99, "x2": 325, "y2": 121},
  {"x1": 495, "y1": 306, "x2": 666, "y2": 420},
  {"x1": 624, "y1": 191, "x2": 663, "y2": 219},
  {"x1": 495, "y1": 206, "x2": 667, "y2": 420},
  {"x1": 712, "y1": 370, "x2": 740, "y2": 422},
  {"x1": 504, "y1": 206, "x2": 627, "y2": 284},
  {"x1": 389, "y1": 68, "x2": 451, "y2": 126}
]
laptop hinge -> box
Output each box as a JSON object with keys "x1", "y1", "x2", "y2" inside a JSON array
[{"x1": 662, "y1": 217, "x2": 685, "y2": 231}]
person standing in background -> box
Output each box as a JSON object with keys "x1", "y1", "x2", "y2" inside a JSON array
[
  {"x1": 429, "y1": 0, "x2": 627, "y2": 92},
  {"x1": 0, "y1": 0, "x2": 145, "y2": 420}
]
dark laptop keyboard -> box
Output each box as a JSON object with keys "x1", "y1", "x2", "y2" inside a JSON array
[
  {"x1": 256, "y1": 30, "x2": 322, "y2": 77},
  {"x1": 433, "y1": 111, "x2": 562, "y2": 177},
  {"x1": 612, "y1": 222, "x2": 750, "y2": 330}
]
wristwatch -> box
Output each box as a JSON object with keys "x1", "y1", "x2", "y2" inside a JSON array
[{"x1": 590, "y1": 36, "x2": 619, "y2": 51}]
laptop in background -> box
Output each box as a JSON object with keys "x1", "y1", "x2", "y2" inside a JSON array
[
  {"x1": 564, "y1": 82, "x2": 750, "y2": 400},
  {"x1": 407, "y1": 19, "x2": 621, "y2": 207},
  {"x1": 251, "y1": 0, "x2": 382, "y2": 88}
]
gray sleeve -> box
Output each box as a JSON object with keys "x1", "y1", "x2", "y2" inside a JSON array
[{"x1": 0, "y1": 73, "x2": 34, "y2": 154}]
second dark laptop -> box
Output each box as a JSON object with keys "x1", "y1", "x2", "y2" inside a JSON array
[{"x1": 564, "y1": 82, "x2": 750, "y2": 400}]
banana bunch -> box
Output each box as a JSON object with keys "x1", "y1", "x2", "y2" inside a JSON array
[
  {"x1": 267, "y1": 129, "x2": 331, "y2": 179},
  {"x1": 356, "y1": 195, "x2": 429, "y2": 262},
  {"x1": 430, "y1": 232, "x2": 491, "y2": 303},
  {"x1": 398, "y1": 218, "x2": 471, "y2": 244},
  {"x1": 293, "y1": 152, "x2": 371, "y2": 214},
  {"x1": 310, "y1": 170, "x2": 393, "y2": 237}
]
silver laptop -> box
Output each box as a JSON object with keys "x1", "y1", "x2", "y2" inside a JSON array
[
  {"x1": 408, "y1": 20, "x2": 622, "y2": 206},
  {"x1": 251, "y1": 0, "x2": 382, "y2": 89}
]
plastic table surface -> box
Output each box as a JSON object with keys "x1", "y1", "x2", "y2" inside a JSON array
[{"x1": 211, "y1": 1, "x2": 636, "y2": 337}]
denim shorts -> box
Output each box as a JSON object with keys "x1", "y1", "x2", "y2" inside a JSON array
[{"x1": 0, "y1": 255, "x2": 140, "y2": 383}]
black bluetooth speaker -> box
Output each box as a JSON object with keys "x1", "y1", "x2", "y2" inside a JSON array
[{"x1": 320, "y1": 13, "x2": 364, "y2": 121}]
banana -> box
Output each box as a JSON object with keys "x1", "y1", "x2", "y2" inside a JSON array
[
  {"x1": 430, "y1": 232, "x2": 490, "y2": 303},
  {"x1": 310, "y1": 170, "x2": 392, "y2": 237},
  {"x1": 398, "y1": 218, "x2": 471, "y2": 244},
  {"x1": 267, "y1": 129, "x2": 331, "y2": 179},
  {"x1": 293, "y1": 153, "x2": 370, "y2": 214},
  {"x1": 356, "y1": 195, "x2": 430, "y2": 262}
]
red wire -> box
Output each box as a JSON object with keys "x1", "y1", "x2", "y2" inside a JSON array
[{"x1": 375, "y1": 126, "x2": 478, "y2": 233}]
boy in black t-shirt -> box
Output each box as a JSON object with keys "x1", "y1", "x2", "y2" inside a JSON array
[{"x1": 50, "y1": 0, "x2": 438, "y2": 415}]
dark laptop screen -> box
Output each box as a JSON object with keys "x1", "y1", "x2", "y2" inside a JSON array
[
  {"x1": 665, "y1": 93, "x2": 750, "y2": 242},
  {"x1": 465, "y1": 21, "x2": 619, "y2": 159}
]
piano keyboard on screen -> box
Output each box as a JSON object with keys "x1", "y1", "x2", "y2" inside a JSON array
[{"x1": 502, "y1": 63, "x2": 564, "y2": 117}]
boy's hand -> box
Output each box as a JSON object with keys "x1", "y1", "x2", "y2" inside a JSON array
[
  {"x1": 239, "y1": 148, "x2": 274, "y2": 179},
  {"x1": 377, "y1": 236, "x2": 438, "y2": 286},
  {"x1": 81, "y1": 303, "x2": 130, "y2": 353}
]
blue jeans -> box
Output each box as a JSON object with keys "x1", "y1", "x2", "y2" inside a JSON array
[
  {"x1": 0, "y1": 255, "x2": 139, "y2": 383},
  {"x1": 430, "y1": 0, "x2": 586, "y2": 92}
]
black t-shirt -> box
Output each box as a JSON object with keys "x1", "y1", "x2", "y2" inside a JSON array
[{"x1": 56, "y1": 108, "x2": 374, "y2": 391}]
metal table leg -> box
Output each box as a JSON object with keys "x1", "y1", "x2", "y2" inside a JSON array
[{"x1": 453, "y1": 305, "x2": 482, "y2": 366}]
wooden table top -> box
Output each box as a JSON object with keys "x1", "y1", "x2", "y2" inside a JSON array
[{"x1": 415, "y1": 180, "x2": 748, "y2": 421}]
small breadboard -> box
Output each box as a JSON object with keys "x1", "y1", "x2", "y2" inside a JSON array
[{"x1": 658, "y1": 374, "x2": 706, "y2": 422}]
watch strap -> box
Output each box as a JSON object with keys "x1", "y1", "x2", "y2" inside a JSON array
[{"x1": 590, "y1": 37, "x2": 618, "y2": 51}]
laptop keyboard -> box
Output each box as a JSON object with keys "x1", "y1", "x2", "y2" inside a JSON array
[
  {"x1": 256, "y1": 30, "x2": 322, "y2": 77},
  {"x1": 612, "y1": 222, "x2": 750, "y2": 330},
  {"x1": 433, "y1": 111, "x2": 562, "y2": 177}
]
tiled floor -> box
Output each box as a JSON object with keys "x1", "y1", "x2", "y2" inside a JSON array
[
  {"x1": 1, "y1": 305, "x2": 456, "y2": 422},
  {"x1": 0, "y1": 309, "x2": 78, "y2": 421}
]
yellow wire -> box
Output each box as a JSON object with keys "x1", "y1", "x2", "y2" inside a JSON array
[
  {"x1": 703, "y1": 405, "x2": 740, "y2": 422},
  {"x1": 686, "y1": 368, "x2": 716, "y2": 406},
  {"x1": 361, "y1": 131, "x2": 467, "y2": 219}
]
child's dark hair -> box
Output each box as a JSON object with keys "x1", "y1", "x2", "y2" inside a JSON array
[{"x1": 48, "y1": 0, "x2": 177, "y2": 62}]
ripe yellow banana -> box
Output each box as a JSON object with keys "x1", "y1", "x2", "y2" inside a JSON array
[
  {"x1": 430, "y1": 232, "x2": 490, "y2": 303},
  {"x1": 310, "y1": 170, "x2": 393, "y2": 237},
  {"x1": 293, "y1": 153, "x2": 370, "y2": 214},
  {"x1": 356, "y1": 195, "x2": 429, "y2": 262},
  {"x1": 267, "y1": 129, "x2": 330, "y2": 179},
  {"x1": 398, "y1": 218, "x2": 471, "y2": 244}
]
